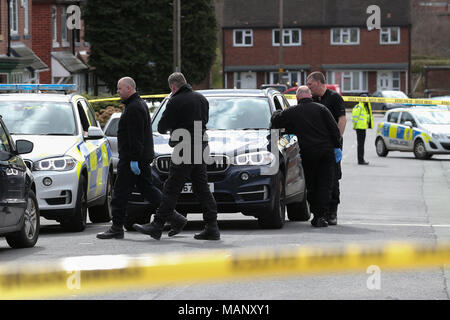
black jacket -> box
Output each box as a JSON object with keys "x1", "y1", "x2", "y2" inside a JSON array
[
  {"x1": 158, "y1": 84, "x2": 209, "y2": 147},
  {"x1": 271, "y1": 98, "x2": 341, "y2": 153},
  {"x1": 117, "y1": 93, "x2": 154, "y2": 161}
]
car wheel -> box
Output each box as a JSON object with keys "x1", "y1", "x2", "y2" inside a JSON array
[
  {"x1": 6, "y1": 190, "x2": 40, "y2": 248},
  {"x1": 258, "y1": 173, "x2": 285, "y2": 229},
  {"x1": 413, "y1": 140, "x2": 430, "y2": 160},
  {"x1": 287, "y1": 190, "x2": 311, "y2": 221},
  {"x1": 375, "y1": 137, "x2": 389, "y2": 157},
  {"x1": 61, "y1": 175, "x2": 87, "y2": 232},
  {"x1": 89, "y1": 172, "x2": 113, "y2": 223}
]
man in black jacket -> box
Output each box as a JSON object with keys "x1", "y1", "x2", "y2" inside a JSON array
[
  {"x1": 133, "y1": 72, "x2": 219, "y2": 240},
  {"x1": 97, "y1": 77, "x2": 186, "y2": 239},
  {"x1": 271, "y1": 86, "x2": 342, "y2": 227}
]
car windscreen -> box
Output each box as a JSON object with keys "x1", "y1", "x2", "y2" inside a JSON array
[
  {"x1": 382, "y1": 91, "x2": 408, "y2": 99},
  {"x1": 152, "y1": 96, "x2": 271, "y2": 131},
  {"x1": 414, "y1": 110, "x2": 450, "y2": 125},
  {"x1": 0, "y1": 101, "x2": 76, "y2": 135}
]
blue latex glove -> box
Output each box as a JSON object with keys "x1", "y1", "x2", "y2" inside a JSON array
[
  {"x1": 334, "y1": 148, "x2": 343, "y2": 163},
  {"x1": 130, "y1": 161, "x2": 141, "y2": 175}
]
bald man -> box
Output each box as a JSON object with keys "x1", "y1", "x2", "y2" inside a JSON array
[
  {"x1": 271, "y1": 86, "x2": 342, "y2": 228},
  {"x1": 97, "y1": 77, "x2": 187, "y2": 239}
]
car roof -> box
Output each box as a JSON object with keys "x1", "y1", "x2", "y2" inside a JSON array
[
  {"x1": 197, "y1": 89, "x2": 274, "y2": 97},
  {"x1": 387, "y1": 106, "x2": 446, "y2": 114},
  {"x1": 0, "y1": 93, "x2": 76, "y2": 102}
]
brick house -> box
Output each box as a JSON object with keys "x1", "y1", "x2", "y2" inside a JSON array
[
  {"x1": 0, "y1": 0, "x2": 48, "y2": 83},
  {"x1": 222, "y1": 0, "x2": 411, "y2": 95}
]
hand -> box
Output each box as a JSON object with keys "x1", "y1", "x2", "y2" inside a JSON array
[
  {"x1": 334, "y1": 148, "x2": 343, "y2": 163},
  {"x1": 130, "y1": 161, "x2": 141, "y2": 175}
]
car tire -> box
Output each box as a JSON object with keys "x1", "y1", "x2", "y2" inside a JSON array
[
  {"x1": 258, "y1": 173, "x2": 285, "y2": 229},
  {"x1": 413, "y1": 140, "x2": 430, "y2": 160},
  {"x1": 287, "y1": 190, "x2": 311, "y2": 221},
  {"x1": 89, "y1": 172, "x2": 113, "y2": 223},
  {"x1": 376, "y1": 137, "x2": 389, "y2": 157},
  {"x1": 6, "y1": 190, "x2": 40, "y2": 249},
  {"x1": 61, "y1": 175, "x2": 87, "y2": 232}
]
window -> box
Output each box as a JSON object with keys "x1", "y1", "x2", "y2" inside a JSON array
[
  {"x1": 387, "y1": 112, "x2": 400, "y2": 123},
  {"x1": 331, "y1": 28, "x2": 359, "y2": 45},
  {"x1": 326, "y1": 71, "x2": 367, "y2": 93},
  {"x1": 23, "y1": 0, "x2": 29, "y2": 35},
  {"x1": 380, "y1": 27, "x2": 400, "y2": 44},
  {"x1": 0, "y1": 122, "x2": 12, "y2": 153},
  {"x1": 10, "y1": 0, "x2": 19, "y2": 35},
  {"x1": 400, "y1": 112, "x2": 416, "y2": 127},
  {"x1": 233, "y1": 29, "x2": 253, "y2": 47},
  {"x1": 61, "y1": 6, "x2": 69, "y2": 47},
  {"x1": 273, "y1": 29, "x2": 301, "y2": 46},
  {"x1": 269, "y1": 71, "x2": 301, "y2": 87},
  {"x1": 52, "y1": 6, "x2": 59, "y2": 47}
]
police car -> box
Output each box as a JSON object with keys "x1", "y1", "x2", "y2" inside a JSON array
[
  {"x1": 0, "y1": 84, "x2": 113, "y2": 231},
  {"x1": 375, "y1": 107, "x2": 450, "y2": 159}
]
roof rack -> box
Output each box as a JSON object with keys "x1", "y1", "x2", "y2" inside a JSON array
[{"x1": 0, "y1": 84, "x2": 77, "y2": 94}]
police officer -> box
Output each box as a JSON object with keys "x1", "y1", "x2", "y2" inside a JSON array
[
  {"x1": 133, "y1": 72, "x2": 220, "y2": 240},
  {"x1": 97, "y1": 77, "x2": 186, "y2": 239},
  {"x1": 271, "y1": 86, "x2": 342, "y2": 227},
  {"x1": 352, "y1": 94, "x2": 373, "y2": 165},
  {"x1": 306, "y1": 71, "x2": 346, "y2": 225}
]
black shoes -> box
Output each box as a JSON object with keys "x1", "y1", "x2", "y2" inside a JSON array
[
  {"x1": 96, "y1": 226, "x2": 124, "y2": 239},
  {"x1": 311, "y1": 217, "x2": 328, "y2": 228},
  {"x1": 194, "y1": 221, "x2": 220, "y2": 240},
  {"x1": 133, "y1": 222, "x2": 163, "y2": 240},
  {"x1": 168, "y1": 213, "x2": 188, "y2": 237},
  {"x1": 358, "y1": 160, "x2": 369, "y2": 165},
  {"x1": 326, "y1": 212, "x2": 338, "y2": 226}
]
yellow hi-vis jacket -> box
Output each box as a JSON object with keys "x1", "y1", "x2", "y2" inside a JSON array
[{"x1": 352, "y1": 102, "x2": 373, "y2": 130}]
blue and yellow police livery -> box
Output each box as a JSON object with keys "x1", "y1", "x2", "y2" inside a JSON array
[
  {"x1": 0, "y1": 84, "x2": 113, "y2": 231},
  {"x1": 375, "y1": 107, "x2": 450, "y2": 160}
]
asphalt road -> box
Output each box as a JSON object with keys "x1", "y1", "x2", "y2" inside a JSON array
[{"x1": 1, "y1": 112, "x2": 450, "y2": 301}]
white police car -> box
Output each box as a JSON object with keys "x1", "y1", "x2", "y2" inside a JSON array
[
  {"x1": 0, "y1": 84, "x2": 113, "y2": 231},
  {"x1": 375, "y1": 107, "x2": 450, "y2": 159}
]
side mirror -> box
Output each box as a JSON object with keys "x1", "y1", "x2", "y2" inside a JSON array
[
  {"x1": 16, "y1": 139, "x2": 34, "y2": 155},
  {"x1": 86, "y1": 126, "x2": 104, "y2": 140},
  {"x1": 404, "y1": 121, "x2": 413, "y2": 128}
]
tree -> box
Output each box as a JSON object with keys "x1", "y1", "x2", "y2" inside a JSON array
[{"x1": 83, "y1": 0, "x2": 217, "y2": 94}]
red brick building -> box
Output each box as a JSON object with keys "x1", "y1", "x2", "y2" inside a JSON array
[{"x1": 222, "y1": 0, "x2": 412, "y2": 95}]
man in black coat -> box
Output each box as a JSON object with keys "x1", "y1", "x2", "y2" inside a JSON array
[
  {"x1": 271, "y1": 86, "x2": 342, "y2": 227},
  {"x1": 97, "y1": 77, "x2": 186, "y2": 239},
  {"x1": 133, "y1": 72, "x2": 219, "y2": 240}
]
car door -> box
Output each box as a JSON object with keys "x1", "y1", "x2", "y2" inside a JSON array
[
  {"x1": 0, "y1": 119, "x2": 27, "y2": 228},
  {"x1": 383, "y1": 111, "x2": 401, "y2": 150},
  {"x1": 398, "y1": 111, "x2": 416, "y2": 151},
  {"x1": 273, "y1": 95, "x2": 303, "y2": 199}
]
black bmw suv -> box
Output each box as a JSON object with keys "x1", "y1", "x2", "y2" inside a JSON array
[
  {"x1": 151, "y1": 89, "x2": 310, "y2": 228},
  {"x1": 0, "y1": 116, "x2": 38, "y2": 248}
]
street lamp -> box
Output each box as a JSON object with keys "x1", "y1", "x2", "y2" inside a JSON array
[{"x1": 173, "y1": 0, "x2": 181, "y2": 72}]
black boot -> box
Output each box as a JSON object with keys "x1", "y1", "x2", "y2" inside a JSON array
[
  {"x1": 133, "y1": 219, "x2": 164, "y2": 240},
  {"x1": 168, "y1": 212, "x2": 188, "y2": 237},
  {"x1": 311, "y1": 216, "x2": 328, "y2": 228},
  {"x1": 326, "y1": 211, "x2": 337, "y2": 226},
  {"x1": 194, "y1": 221, "x2": 220, "y2": 240},
  {"x1": 96, "y1": 225, "x2": 124, "y2": 239}
]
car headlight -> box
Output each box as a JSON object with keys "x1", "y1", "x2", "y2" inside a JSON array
[
  {"x1": 431, "y1": 133, "x2": 445, "y2": 140},
  {"x1": 34, "y1": 156, "x2": 77, "y2": 171},
  {"x1": 231, "y1": 151, "x2": 276, "y2": 166}
]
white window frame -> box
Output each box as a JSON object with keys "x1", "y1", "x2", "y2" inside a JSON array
[
  {"x1": 272, "y1": 29, "x2": 301, "y2": 46},
  {"x1": 61, "y1": 6, "x2": 69, "y2": 47},
  {"x1": 269, "y1": 71, "x2": 301, "y2": 87},
  {"x1": 10, "y1": 0, "x2": 19, "y2": 35},
  {"x1": 330, "y1": 28, "x2": 360, "y2": 45},
  {"x1": 327, "y1": 71, "x2": 368, "y2": 93},
  {"x1": 22, "y1": 0, "x2": 29, "y2": 35},
  {"x1": 380, "y1": 27, "x2": 400, "y2": 44},
  {"x1": 52, "y1": 6, "x2": 59, "y2": 48},
  {"x1": 233, "y1": 29, "x2": 253, "y2": 47}
]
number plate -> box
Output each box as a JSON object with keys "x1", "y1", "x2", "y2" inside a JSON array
[{"x1": 181, "y1": 183, "x2": 214, "y2": 193}]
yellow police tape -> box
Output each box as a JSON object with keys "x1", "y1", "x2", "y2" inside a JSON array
[
  {"x1": 89, "y1": 94, "x2": 449, "y2": 106},
  {"x1": 1, "y1": 242, "x2": 449, "y2": 299}
]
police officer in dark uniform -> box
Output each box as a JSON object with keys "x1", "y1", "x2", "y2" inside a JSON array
[
  {"x1": 97, "y1": 77, "x2": 186, "y2": 239},
  {"x1": 271, "y1": 86, "x2": 342, "y2": 227},
  {"x1": 133, "y1": 72, "x2": 220, "y2": 240},
  {"x1": 306, "y1": 71, "x2": 347, "y2": 225}
]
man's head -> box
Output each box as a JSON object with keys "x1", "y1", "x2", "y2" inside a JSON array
[
  {"x1": 117, "y1": 77, "x2": 136, "y2": 100},
  {"x1": 168, "y1": 72, "x2": 187, "y2": 94},
  {"x1": 296, "y1": 86, "x2": 312, "y2": 101},
  {"x1": 306, "y1": 71, "x2": 327, "y2": 97}
]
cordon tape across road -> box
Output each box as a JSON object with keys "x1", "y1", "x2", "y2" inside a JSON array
[{"x1": 1, "y1": 242, "x2": 450, "y2": 299}]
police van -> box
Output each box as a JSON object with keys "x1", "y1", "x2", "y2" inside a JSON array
[
  {"x1": 0, "y1": 84, "x2": 113, "y2": 231},
  {"x1": 375, "y1": 107, "x2": 450, "y2": 159}
]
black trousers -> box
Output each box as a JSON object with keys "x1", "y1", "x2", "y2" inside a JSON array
[
  {"x1": 153, "y1": 161, "x2": 217, "y2": 225},
  {"x1": 356, "y1": 129, "x2": 366, "y2": 163},
  {"x1": 111, "y1": 159, "x2": 162, "y2": 227},
  {"x1": 301, "y1": 148, "x2": 335, "y2": 218}
]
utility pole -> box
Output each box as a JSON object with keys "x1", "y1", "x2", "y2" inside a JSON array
[
  {"x1": 278, "y1": 0, "x2": 283, "y2": 84},
  {"x1": 173, "y1": 0, "x2": 181, "y2": 72}
]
